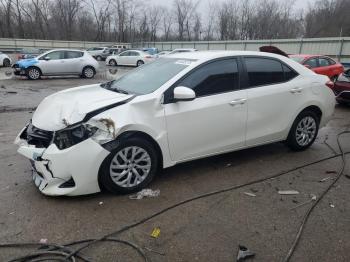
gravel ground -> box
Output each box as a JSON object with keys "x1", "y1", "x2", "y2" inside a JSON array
[{"x1": 0, "y1": 64, "x2": 349, "y2": 262}]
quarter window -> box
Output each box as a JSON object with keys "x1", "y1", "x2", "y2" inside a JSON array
[
  {"x1": 245, "y1": 57, "x2": 284, "y2": 87},
  {"x1": 177, "y1": 59, "x2": 239, "y2": 97},
  {"x1": 318, "y1": 58, "x2": 330, "y2": 67},
  {"x1": 282, "y1": 64, "x2": 298, "y2": 81}
]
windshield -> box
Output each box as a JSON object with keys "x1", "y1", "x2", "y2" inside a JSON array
[
  {"x1": 104, "y1": 58, "x2": 194, "y2": 95},
  {"x1": 289, "y1": 56, "x2": 305, "y2": 64}
]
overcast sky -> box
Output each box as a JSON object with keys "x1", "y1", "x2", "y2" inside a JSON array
[{"x1": 147, "y1": 0, "x2": 317, "y2": 14}]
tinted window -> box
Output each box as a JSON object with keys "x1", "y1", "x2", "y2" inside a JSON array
[
  {"x1": 65, "y1": 51, "x2": 83, "y2": 59},
  {"x1": 304, "y1": 58, "x2": 318, "y2": 68},
  {"x1": 130, "y1": 51, "x2": 139, "y2": 56},
  {"x1": 327, "y1": 58, "x2": 336, "y2": 65},
  {"x1": 319, "y1": 58, "x2": 330, "y2": 67},
  {"x1": 119, "y1": 51, "x2": 130, "y2": 56},
  {"x1": 245, "y1": 57, "x2": 284, "y2": 87},
  {"x1": 178, "y1": 59, "x2": 239, "y2": 97},
  {"x1": 282, "y1": 64, "x2": 298, "y2": 81}
]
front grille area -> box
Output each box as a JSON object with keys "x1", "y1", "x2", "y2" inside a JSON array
[{"x1": 24, "y1": 123, "x2": 54, "y2": 148}]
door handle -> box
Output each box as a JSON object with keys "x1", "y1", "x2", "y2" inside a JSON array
[
  {"x1": 290, "y1": 87, "x2": 303, "y2": 94},
  {"x1": 229, "y1": 98, "x2": 247, "y2": 106}
]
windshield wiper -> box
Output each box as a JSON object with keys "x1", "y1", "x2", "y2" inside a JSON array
[{"x1": 101, "y1": 81, "x2": 129, "y2": 94}]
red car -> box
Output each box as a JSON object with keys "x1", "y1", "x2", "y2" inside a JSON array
[
  {"x1": 332, "y1": 68, "x2": 350, "y2": 105},
  {"x1": 289, "y1": 54, "x2": 344, "y2": 81}
]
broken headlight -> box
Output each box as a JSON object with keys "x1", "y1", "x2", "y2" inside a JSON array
[{"x1": 54, "y1": 124, "x2": 98, "y2": 150}]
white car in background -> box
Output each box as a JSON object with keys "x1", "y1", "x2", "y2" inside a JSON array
[
  {"x1": 13, "y1": 49, "x2": 99, "y2": 80},
  {"x1": 168, "y1": 48, "x2": 197, "y2": 55},
  {"x1": 0, "y1": 51, "x2": 11, "y2": 67},
  {"x1": 106, "y1": 50, "x2": 155, "y2": 67},
  {"x1": 87, "y1": 47, "x2": 109, "y2": 61},
  {"x1": 15, "y1": 51, "x2": 335, "y2": 196}
]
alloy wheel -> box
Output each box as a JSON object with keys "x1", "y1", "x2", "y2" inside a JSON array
[
  {"x1": 109, "y1": 146, "x2": 152, "y2": 188},
  {"x1": 295, "y1": 116, "x2": 317, "y2": 146},
  {"x1": 28, "y1": 68, "x2": 40, "y2": 80},
  {"x1": 84, "y1": 67, "x2": 94, "y2": 78}
]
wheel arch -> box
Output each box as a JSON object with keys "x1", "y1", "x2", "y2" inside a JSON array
[{"x1": 97, "y1": 130, "x2": 164, "y2": 191}]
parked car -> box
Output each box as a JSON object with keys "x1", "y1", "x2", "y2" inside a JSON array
[
  {"x1": 12, "y1": 49, "x2": 99, "y2": 80},
  {"x1": 87, "y1": 47, "x2": 109, "y2": 61},
  {"x1": 15, "y1": 51, "x2": 335, "y2": 196},
  {"x1": 289, "y1": 54, "x2": 344, "y2": 81},
  {"x1": 168, "y1": 48, "x2": 197, "y2": 55},
  {"x1": 157, "y1": 51, "x2": 171, "y2": 56},
  {"x1": 332, "y1": 68, "x2": 350, "y2": 105},
  {"x1": 101, "y1": 47, "x2": 120, "y2": 60},
  {"x1": 106, "y1": 50, "x2": 155, "y2": 67},
  {"x1": 17, "y1": 48, "x2": 42, "y2": 60},
  {"x1": 141, "y1": 47, "x2": 158, "y2": 55},
  {"x1": 112, "y1": 44, "x2": 127, "y2": 53},
  {"x1": 0, "y1": 51, "x2": 11, "y2": 67}
]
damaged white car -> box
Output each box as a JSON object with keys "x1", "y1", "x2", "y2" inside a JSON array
[{"x1": 15, "y1": 51, "x2": 335, "y2": 196}]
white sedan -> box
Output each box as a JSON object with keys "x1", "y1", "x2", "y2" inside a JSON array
[
  {"x1": 0, "y1": 51, "x2": 11, "y2": 67},
  {"x1": 106, "y1": 50, "x2": 155, "y2": 67},
  {"x1": 15, "y1": 51, "x2": 335, "y2": 196},
  {"x1": 12, "y1": 49, "x2": 99, "y2": 80}
]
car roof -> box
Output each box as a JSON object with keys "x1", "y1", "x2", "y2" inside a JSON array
[
  {"x1": 45, "y1": 49, "x2": 84, "y2": 52},
  {"x1": 168, "y1": 50, "x2": 291, "y2": 62}
]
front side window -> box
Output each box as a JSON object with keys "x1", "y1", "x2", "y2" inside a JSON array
[
  {"x1": 177, "y1": 59, "x2": 239, "y2": 97},
  {"x1": 245, "y1": 57, "x2": 284, "y2": 87},
  {"x1": 104, "y1": 58, "x2": 193, "y2": 95},
  {"x1": 304, "y1": 58, "x2": 318, "y2": 68},
  {"x1": 41, "y1": 51, "x2": 64, "y2": 60},
  {"x1": 119, "y1": 51, "x2": 130, "y2": 56}
]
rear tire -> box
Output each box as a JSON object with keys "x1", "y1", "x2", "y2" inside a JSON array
[
  {"x1": 286, "y1": 110, "x2": 320, "y2": 151},
  {"x1": 100, "y1": 137, "x2": 158, "y2": 194},
  {"x1": 3, "y1": 58, "x2": 10, "y2": 67},
  {"x1": 136, "y1": 60, "x2": 144, "y2": 67},
  {"x1": 26, "y1": 67, "x2": 41, "y2": 80},
  {"x1": 95, "y1": 55, "x2": 102, "y2": 61},
  {"x1": 82, "y1": 66, "x2": 95, "y2": 79}
]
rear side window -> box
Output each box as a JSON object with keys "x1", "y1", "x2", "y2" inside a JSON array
[
  {"x1": 326, "y1": 58, "x2": 336, "y2": 65},
  {"x1": 178, "y1": 59, "x2": 239, "y2": 97},
  {"x1": 318, "y1": 58, "x2": 330, "y2": 67},
  {"x1": 245, "y1": 57, "x2": 284, "y2": 87},
  {"x1": 65, "y1": 51, "x2": 83, "y2": 59}
]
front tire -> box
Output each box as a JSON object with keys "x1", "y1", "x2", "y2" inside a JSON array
[
  {"x1": 100, "y1": 137, "x2": 158, "y2": 194},
  {"x1": 82, "y1": 66, "x2": 95, "y2": 79},
  {"x1": 286, "y1": 110, "x2": 319, "y2": 151},
  {"x1": 27, "y1": 67, "x2": 41, "y2": 80},
  {"x1": 3, "y1": 58, "x2": 10, "y2": 67},
  {"x1": 109, "y1": 59, "x2": 117, "y2": 66}
]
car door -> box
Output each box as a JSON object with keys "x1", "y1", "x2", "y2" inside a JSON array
[
  {"x1": 127, "y1": 51, "x2": 139, "y2": 65},
  {"x1": 303, "y1": 57, "x2": 318, "y2": 72},
  {"x1": 117, "y1": 51, "x2": 129, "y2": 65},
  {"x1": 64, "y1": 51, "x2": 84, "y2": 74},
  {"x1": 39, "y1": 51, "x2": 66, "y2": 75},
  {"x1": 244, "y1": 57, "x2": 303, "y2": 146},
  {"x1": 164, "y1": 58, "x2": 247, "y2": 162},
  {"x1": 314, "y1": 57, "x2": 332, "y2": 77}
]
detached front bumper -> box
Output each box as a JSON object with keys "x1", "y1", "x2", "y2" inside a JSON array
[{"x1": 15, "y1": 128, "x2": 110, "y2": 196}]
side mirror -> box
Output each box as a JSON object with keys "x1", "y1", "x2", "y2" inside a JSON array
[
  {"x1": 44, "y1": 56, "x2": 51, "y2": 61},
  {"x1": 173, "y1": 86, "x2": 195, "y2": 102},
  {"x1": 304, "y1": 64, "x2": 311, "y2": 69}
]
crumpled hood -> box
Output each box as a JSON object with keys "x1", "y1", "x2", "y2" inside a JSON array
[
  {"x1": 16, "y1": 58, "x2": 38, "y2": 68},
  {"x1": 32, "y1": 84, "x2": 132, "y2": 131}
]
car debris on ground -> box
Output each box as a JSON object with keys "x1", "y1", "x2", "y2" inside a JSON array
[
  {"x1": 129, "y1": 189, "x2": 160, "y2": 200},
  {"x1": 236, "y1": 245, "x2": 255, "y2": 261}
]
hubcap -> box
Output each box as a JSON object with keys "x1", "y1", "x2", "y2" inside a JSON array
[
  {"x1": 109, "y1": 146, "x2": 151, "y2": 188},
  {"x1": 84, "y1": 68, "x2": 94, "y2": 78},
  {"x1": 29, "y1": 69, "x2": 39, "y2": 79},
  {"x1": 295, "y1": 116, "x2": 317, "y2": 146}
]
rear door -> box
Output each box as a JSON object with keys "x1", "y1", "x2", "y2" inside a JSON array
[
  {"x1": 164, "y1": 58, "x2": 247, "y2": 161},
  {"x1": 314, "y1": 57, "x2": 332, "y2": 77},
  {"x1": 244, "y1": 57, "x2": 303, "y2": 146},
  {"x1": 63, "y1": 51, "x2": 84, "y2": 74}
]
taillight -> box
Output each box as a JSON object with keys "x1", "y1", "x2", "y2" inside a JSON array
[{"x1": 325, "y1": 80, "x2": 334, "y2": 89}]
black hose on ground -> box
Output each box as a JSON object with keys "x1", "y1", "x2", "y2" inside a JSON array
[{"x1": 1, "y1": 132, "x2": 349, "y2": 262}]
